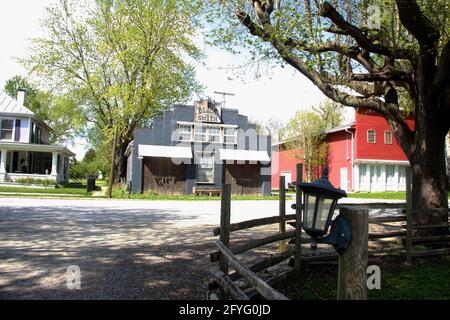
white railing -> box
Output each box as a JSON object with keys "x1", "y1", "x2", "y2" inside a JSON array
[{"x1": 4, "y1": 173, "x2": 56, "y2": 182}]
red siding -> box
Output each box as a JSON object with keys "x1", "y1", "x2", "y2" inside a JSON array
[
  {"x1": 271, "y1": 149, "x2": 303, "y2": 189},
  {"x1": 326, "y1": 130, "x2": 353, "y2": 191},
  {"x1": 355, "y1": 108, "x2": 412, "y2": 161}
]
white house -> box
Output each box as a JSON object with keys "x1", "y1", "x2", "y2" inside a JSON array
[{"x1": 0, "y1": 90, "x2": 75, "y2": 184}]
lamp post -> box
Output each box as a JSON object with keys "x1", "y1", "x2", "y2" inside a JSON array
[{"x1": 297, "y1": 168, "x2": 351, "y2": 254}]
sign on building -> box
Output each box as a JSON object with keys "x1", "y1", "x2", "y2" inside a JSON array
[{"x1": 194, "y1": 100, "x2": 222, "y2": 123}]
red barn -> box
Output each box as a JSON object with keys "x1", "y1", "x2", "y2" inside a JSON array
[{"x1": 272, "y1": 108, "x2": 420, "y2": 192}]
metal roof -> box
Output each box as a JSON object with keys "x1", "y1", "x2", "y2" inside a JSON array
[
  {"x1": 324, "y1": 122, "x2": 355, "y2": 134},
  {"x1": 219, "y1": 149, "x2": 270, "y2": 163},
  {"x1": 0, "y1": 92, "x2": 35, "y2": 116},
  {"x1": 138, "y1": 144, "x2": 193, "y2": 159}
]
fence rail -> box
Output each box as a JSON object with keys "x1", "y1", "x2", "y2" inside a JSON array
[{"x1": 208, "y1": 165, "x2": 449, "y2": 300}]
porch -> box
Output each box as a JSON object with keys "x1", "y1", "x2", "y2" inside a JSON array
[{"x1": 0, "y1": 143, "x2": 74, "y2": 184}]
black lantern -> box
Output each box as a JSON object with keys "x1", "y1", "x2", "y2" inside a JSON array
[{"x1": 297, "y1": 168, "x2": 351, "y2": 253}]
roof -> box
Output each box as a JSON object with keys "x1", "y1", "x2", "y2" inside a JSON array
[
  {"x1": 138, "y1": 145, "x2": 193, "y2": 159},
  {"x1": 0, "y1": 141, "x2": 75, "y2": 157},
  {"x1": 219, "y1": 149, "x2": 270, "y2": 163},
  {"x1": 324, "y1": 122, "x2": 355, "y2": 134},
  {"x1": 0, "y1": 92, "x2": 35, "y2": 116}
]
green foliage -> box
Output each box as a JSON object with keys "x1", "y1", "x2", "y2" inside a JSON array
[
  {"x1": 70, "y1": 149, "x2": 105, "y2": 182},
  {"x1": 14, "y1": 178, "x2": 56, "y2": 187},
  {"x1": 23, "y1": 0, "x2": 203, "y2": 172},
  {"x1": 281, "y1": 101, "x2": 344, "y2": 181},
  {"x1": 4, "y1": 75, "x2": 85, "y2": 144},
  {"x1": 285, "y1": 257, "x2": 450, "y2": 300},
  {"x1": 0, "y1": 186, "x2": 90, "y2": 196}
]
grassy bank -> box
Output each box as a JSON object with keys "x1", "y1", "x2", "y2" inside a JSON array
[
  {"x1": 284, "y1": 256, "x2": 450, "y2": 300},
  {"x1": 111, "y1": 187, "x2": 278, "y2": 201},
  {"x1": 0, "y1": 185, "x2": 91, "y2": 196}
]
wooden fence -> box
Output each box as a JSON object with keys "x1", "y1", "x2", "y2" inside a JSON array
[{"x1": 208, "y1": 165, "x2": 450, "y2": 300}]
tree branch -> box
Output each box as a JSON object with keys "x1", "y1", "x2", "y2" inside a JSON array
[
  {"x1": 395, "y1": 0, "x2": 440, "y2": 51},
  {"x1": 320, "y1": 1, "x2": 415, "y2": 60}
]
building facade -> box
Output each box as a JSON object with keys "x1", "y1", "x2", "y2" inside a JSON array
[
  {"x1": 273, "y1": 108, "x2": 418, "y2": 192},
  {"x1": 126, "y1": 100, "x2": 272, "y2": 195},
  {"x1": 0, "y1": 91, "x2": 74, "y2": 184}
]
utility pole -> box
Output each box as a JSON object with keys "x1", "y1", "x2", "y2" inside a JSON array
[
  {"x1": 107, "y1": 125, "x2": 119, "y2": 199},
  {"x1": 214, "y1": 91, "x2": 235, "y2": 108}
]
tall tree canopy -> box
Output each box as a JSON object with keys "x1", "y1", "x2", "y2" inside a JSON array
[
  {"x1": 207, "y1": 0, "x2": 450, "y2": 226},
  {"x1": 24, "y1": 0, "x2": 203, "y2": 180},
  {"x1": 4, "y1": 75, "x2": 83, "y2": 144}
]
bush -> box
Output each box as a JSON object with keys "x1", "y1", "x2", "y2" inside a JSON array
[{"x1": 15, "y1": 178, "x2": 56, "y2": 187}]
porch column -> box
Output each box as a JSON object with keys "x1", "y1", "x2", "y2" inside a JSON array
[
  {"x1": 58, "y1": 155, "x2": 64, "y2": 183},
  {"x1": 51, "y1": 151, "x2": 58, "y2": 178},
  {"x1": 0, "y1": 149, "x2": 7, "y2": 181}
]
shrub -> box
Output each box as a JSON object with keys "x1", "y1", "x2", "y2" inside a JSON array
[{"x1": 15, "y1": 178, "x2": 56, "y2": 187}]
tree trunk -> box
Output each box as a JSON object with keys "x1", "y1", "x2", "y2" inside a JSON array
[
  {"x1": 409, "y1": 114, "x2": 449, "y2": 235},
  {"x1": 114, "y1": 139, "x2": 131, "y2": 184}
]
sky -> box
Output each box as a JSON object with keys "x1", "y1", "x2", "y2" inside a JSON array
[{"x1": 0, "y1": 0, "x2": 336, "y2": 160}]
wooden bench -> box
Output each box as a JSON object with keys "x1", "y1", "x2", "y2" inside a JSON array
[{"x1": 193, "y1": 187, "x2": 222, "y2": 197}]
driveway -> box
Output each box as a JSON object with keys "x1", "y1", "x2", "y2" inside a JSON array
[{"x1": 0, "y1": 197, "x2": 403, "y2": 300}]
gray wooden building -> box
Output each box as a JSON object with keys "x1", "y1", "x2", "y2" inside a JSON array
[{"x1": 125, "y1": 100, "x2": 271, "y2": 196}]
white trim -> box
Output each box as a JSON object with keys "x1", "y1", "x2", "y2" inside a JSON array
[
  {"x1": 219, "y1": 149, "x2": 270, "y2": 162},
  {"x1": 138, "y1": 144, "x2": 193, "y2": 159},
  {"x1": 0, "y1": 142, "x2": 75, "y2": 156},
  {"x1": 384, "y1": 131, "x2": 393, "y2": 144},
  {"x1": 367, "y1": 129, "x2": 376, "y2": 143},
  {"x1": 195, "y1": 151, "x2": 215, "y2": 184},
  {"x1": 177, "y1": 121, "x2": 238, "y2": 129},
  {"x1": 355, "y1": 159, "x2": 410, "y2": 165},
  {"x1": 0, "y1": 117, "x2": 15, "y2": 142}
]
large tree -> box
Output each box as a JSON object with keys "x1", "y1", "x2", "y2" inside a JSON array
[
  {"x1": 208, "y1": 0, "x2": 449, "y2": 227},
  {"x1": 24, "y1": 0, "x2": 202, "y2": 181}
]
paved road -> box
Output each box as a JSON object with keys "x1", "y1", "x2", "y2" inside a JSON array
[{"x1": 0, "y1": 197, "x2": 403, "y2": 300}]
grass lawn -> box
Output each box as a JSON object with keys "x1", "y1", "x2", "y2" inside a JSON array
[
  {"x1": 111, "y1": 187, "x2": 279, "y2": 201},
  {"x1": 348, "y1": 192, "x2": 407, "y2": 200},
  {"x1": 0, "y1": 184, "x2": 91, "y2": 196},
  {"x1": 283, "y1": 256, "x2": 450, "y2": 300}
]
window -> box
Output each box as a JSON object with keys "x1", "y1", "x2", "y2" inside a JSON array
[
  {"x1": 194, "y1": 126, "x2": 207, "y2": 142},
  {"x1": 178, "y1": 125, "x2": 192, "y2": 142},
  {"x1": 208, "y1": 127, "x2": 221, "y2": 143},
  {"x1": 384, "y1": 131, "x2": 393, "y2": 144},
  {"x1": 1, "y1": 119, "x2": 14, "y2": 140},
  {"x1": 359, "y1": 164, "x2": 368, "y2": 184},
  {"x1": 224, "y1": 128, "x2": 237, "y2": 144},
  {"x1": 398, "y1": 166, "x2": 406, "y2": 185},
  {"x1": 386, "y1": 165, "x2": 395, "y2": 184},
  {"x1": 367, "y1": 129, "x2": 376, "y2": 143},
  {"x1": 196, "y1": 153, "x2": 214, "y2": 183}
]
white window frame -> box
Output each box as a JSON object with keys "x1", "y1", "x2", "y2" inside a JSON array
[
  {"x1": 384, "y1": 131, "x2": 393, "y2": 144},
  {"x1": 223, "y1": 128, "x2": 237, "y2": 145},
  {"x1": 367, "y1": 129, "x2": 376, "y2": 144},
  {"x1": 196, "y1": 152, "x2": 215, "y2": 184},
  {"x1": 194, "y1": 126, "x2": 208, "y2": 143},
  {"x1": 178, "y1": 124, "x2": 193, "y2": 142},
  {"x1": 207, "y1": 127, "x2": 221, "y2": 143},
  {"x1": 0, "y1": 118, "x2": 15, "y2": 141}
]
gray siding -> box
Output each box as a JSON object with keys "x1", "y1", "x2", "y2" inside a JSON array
[{"x1": 127, "y1": 104, "x2": 272, "y2": 195}]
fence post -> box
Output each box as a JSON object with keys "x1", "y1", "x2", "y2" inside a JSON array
[
  {"x1": 337, "y1": 207, "x2": 369, "y2": 300},
  {"x1": 279, "y1": 175, "x2": 286, "y2": 253},
  {"x1": 405, "y1": 166, "x2": 413, "y2": 263},
  {"x1": 219, "y1": 184, "x2": 231, "y2": 275},
  {"x1": 294, "y1": 164, "x2": 303, "y2": 275},
  {"x1": 219, "y1": 184, "x2": 231, "y2": 299}
]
